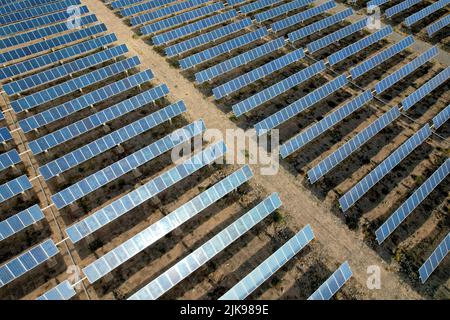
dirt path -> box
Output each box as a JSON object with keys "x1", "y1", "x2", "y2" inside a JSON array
[{"x1": 83, "y1": 0, "x2": 422, "y2": 299}]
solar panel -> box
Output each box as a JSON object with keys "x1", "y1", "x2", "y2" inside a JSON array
[
  {"x1": 228, "y1": 0, "x2": 246, "y2": 5},
  {"x1": 4, "y1": 44, "x2": 129, "y2": 96},
  {"x1": 287, "y1": 8, "x2": 353, "y2": 43},
  {"x1": 111, "y1": 0, "x2": 143, "y2": 9},
  {"x1": 0, "y1": 6, "x2": 89, "y2": 37},
  {"x1": 0, "y1": 111, "x2": 4, "y2": 121},
  {"x1": 240, "y1": 0, "x2": 284, "y2": 14},
  {"x1": 402, "y1": 67, "x2": 450, "y2": 110},
  {"x1": 307, "y1": 261, "x2": 352, "y2": 300},
  {"x1": 195, "y1": 37, "x2": 286, "y2": 84},
  {"x1": 0, "y1": 0, "x2": 54, "y2": 15},
  {"x1": 165, "y1": 18, "x2": 253, "y2": 57},
  {"x1": 219, "y1": 224, "x2": 314, "y2": 300},
  {"x1": 0, "y1": 239, "x2": 59, "y2": 288},
  {"x1": 179, "y1": 28, "x2": 268, "y2": 70},
  {"x1": 152, "y1": 10, "x2": 237, "y2": 46},
  {"x1": 375, "y1": 158, "x2": 450, "y2": 244},
  {"x1": 255, "y1": 74, "x2": 347, "y2": 137},
  {"x1": 19, "y1": 70, "x2": 153, "y2": 133},
  {"x1": 427, "y1": 14, "x2": 450, "y2": 37},
  {"x1": 271, "y1": 1, "x2": 336, "y2": 33},
  {"x1": 328, "y1": 26, "x2": 393, "y2": 66},
  {"x1": 404, "y1": 0, "x2": 450, "y2": 27},
  {"x1": 307, "y1": 106, "x2": 401, "y2": 184},
  {"x1": 255, "y1": 0, "x2": 314, "y2": 23},
  {"x1": 0, "y1": 205, "x2": 45, "y2": 242},
  {"x1": 121, "y1": 0, "x2": 178, "y2": 17},
  {"x1": 0, "y1": 149, "x2": 21, "y2": 173},
  {"x1": 0, "y1": 23, "x2": 107, "y2": 66},
  {"x1": 280, "y1": 90, "x2": 373, "y2": 158},
  {"x1": 36, "y1": 280, "x2": 76, "y2": 300},
  {"x1": 0, "y1": 127, "x2": 12, "y2": 144},
  {"x1": 0, "y1": 0, "x2": 81, "y2": 26},
  {"x1": 0, "y1": 14, "x2": 98, "y2": 50},
  {"x1": 233, "y1": 61, "x2": 326, "y2": 117},
  {"x1": 28, "y1": 85, "x2": 168, "y2": 155},
  {"x1": 350, "y1": 36, "x2": 414, "y2": 80},
  {"x1": 51, "y1": 120, "x2": 206, "y2": 209},
  {"x1": 385, "y1": 0, "x2": 421, "y2": 18},
  {"x1": 65, "y1": 141, "x2": 227, "y2": 244},
  {"x1": 432, "y1": 104, "x2": 450, "y2": 129},
  {"x1": 39, "y1": 100, "x2": 185, "y2": 181},
  {"x1": 140, "y1": 2, "x2": 224, "y2": 35},
  {"x1": 0, "y1": 33, "x2": 117, "y2": 80},
  {"x1": 82, "y1": 165, "x2": 253, "y2": 283},
  {"x1": 213, "y1": 49, "x2": 305, "y2": 99},
  {"x1": 0, "y1": 175, "x2": 33, "y2": 204},
  {"x1": 419, "y1": 232, "x2": 450, "y2": 283},
  {"x1": 339, "y1": 124, "x2": 432, "y2": 212},
  {"x1": 130, "y1": 0, "x2": 210, "y2": 26},
  {"x1": 128, "y1": 192, "x2": 281, "y2": 300}
]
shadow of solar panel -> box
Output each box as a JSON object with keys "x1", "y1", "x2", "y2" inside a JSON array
[
  {"x1": 220, "y1": 224, "x2": 314, "y2": 300},
  {"x1": 419, "y1": 232, "x2": 450, "y2": 283},
  {"x1": 36, "y1": 280, "x2": 76, "y2": 300},
  {"x1": 350, "y1": 35, "x2": 414, "y2": 80},
  {"x1": 128, "y1": 192, "x2": 281, "y2": 300},
  {"x1": 121, "y1": 0, "x2": 178, "y2": 17},
  {"x1": 432, "y1": 104, "x2": 450, "y2": 129},
  {"x1": 307, "y1": 106, "x2": 401, "y2": 184},
  {"x1": 427, "y1": 14, "x2": 450, "y2": 36},
  {"x1": 0, "y1": 239, "x2": 59, "y2": 288},
  {"x1": 404, "y1": 0, "x2": 449, "y2": 27},
  {"x1": 255, "y1": 0, "x2": 314, "y2": 23},
  {"x1": 385, "y1": 0, "x2": 421, "y2": 18},
  {"x1": 83, "y1": 164, "x2": 253, "y2": 283},
  {"x1": 339, "y1": 124, "x2": 432, "y2": 212},
  {"x1": 39, "y1": 100, "x2": 185, "y2": 181},
  {"x1": 0, "y1": 205, "x2": 44, "y2": 242},
  {"x1": 213, "y1": 49, "x2": 305, "y2": 99},
  {"x1": 233, "y1": 60, "x2": 326, "y2": 117},
  {"x1": 0, "y1": 149, "x2": 21, "y2": 173},
  {"x1": 308, "y1": 261, "x2": 352, "y2": 300},
  {"x1": 240, "y1": 0, "x2": 284, "y2": 14},
  {"x1": 0, "y1": 175, "x2": 32, "y2": 204},
  {"x1": 65, "y1": 140, "x2": 227, "y2": 244},
  {"x1": 0, "y1": 127, "x2": 12, "y2": 144}
]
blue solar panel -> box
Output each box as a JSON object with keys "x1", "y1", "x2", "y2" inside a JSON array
[
  {"x1": 219, "y1": 224, "x2": 314, "y2": 300},
  {"x1": 195, "y1": 37, "x2": 286, "y2": 84},
  {"x1": 128, "y1": 192, "x2": 281, "y2": 300},
  {"x1": 111, "y1": 0, "x2": 143, "y2": 9},
  {"x1": 240, "y1": 0, "x2": 284, "y2": 14},
  {"x1": 121, "y1": 0, "x2": 178, "y2": 17},
  {"x1": 36, "y1": 280, "x2": 76, "y2": 300},
  {"x1": 179, "y1": 28, "x2": 268, "y2": 70},
  {"x1": 28, "y1": 85, "x2": 168, "y2": 155},
  {"x1": 0, "y1": 127, "x2": 12, "y2": 144},
  {"x1": 165, "y1": 18, "x2": 253, "y2": 57},
  {"x1": 39, "y1": 100, "x2": 185, "y2": 181},
  {"x1": 404, "y1": 0, "x2": 449, "y2": 27},
  {"x1": 307, "y1": 17, "x2": 367, "y2": 53},
  {"x1": 255, "y1": 0, "x2": 314, "y2": 23},
  {"x1": 288, "y1": 8, "x2": 353, "y2": 43},
  {"x1": 308, "y1": 261, "x2": 352, "y2": 300},
  {"x1": 367, "y1": 0, "x2": 389, "y2": 7},
  {"x1": 0, "y1": 239, "x2": 59, "y2": 288},
  {"x1": 0, "y1": 23, "x2": 107, "y2": 65},
  {"x1": 375, "y1": 158, "x2": 450, "y2": 244},
  {"x1": 4, "y1": 45, "x2": 129, "y2": 96},
  {"x1": 0, "y1": 111, "x2": 4, "y2": 121},
  {"x1": 52, "y1": 120, "x2": 206, "y2": 209},
  {"x1": 339, "y1": 124, "x2": 432, "y2": 212},
  {"x1": 256, "y1": 74, "x2": 347, "y2": 138},
  {"x1": 0, "y1": 0, "x2": 53, "y2": 14},
  {"x1": 385, "y1": 0, "x2": 421, "y2": 18},
  {"x1": 140, "y1": 2, "x2": 224, "y2": 35},
  {"x1": 0, "y1": 33, "x2": 117, "y2": 80},
  {"x1": 153, "y1": 10, "x2": 237, "y2": 46},
  {"x1": 350, "y1": 36, "x2": 414, "y2": 80},
  {"x1": 402, "y1": 67, "x2": 450, "y2": 110},
  {"x1": 213, "y1": 49, "x2": 305, "y2": 99},
  {"x1": 0, "y1": 205, "x2": 45, "y2": 242},
  {"x1": 271, "y1": 1, "x2": 336, "y2": 33},
  {"x1": 432, "y1": 104, "x2": 450, "y2": 130},
  {"x1": 375, "y1": 46, "x2": 438, "y2": 94},
  {"x1": 0, "y1": 149, "x2": 21, "y2": 173},
  {"x1": 233, "y1": 61, "x2": 326, "y2": 117},
  {"x1": 0, "y1": 175, "x2": 33, "y2": 204},
  {"x1": 419, "y1": 232, "x2": 450, "y2": 283},
  {"x1": 427, "y1": 14, "x2": 450, "y2": 37},
  {"x1": 280, "y1": 90, "x2": 373, "y2": 158},
  {"x1": 328, "y1": 26, "x2": 393, "y2": 66},
  {"x1": 65, "y1": 141, "x2": 227, "y2": 244},
  {"x1": 82, "y1": 165, "x2": 253, "y2": 283},
  {"x1": 307, "y1": 106, "x2": 401, "y2": 184}
]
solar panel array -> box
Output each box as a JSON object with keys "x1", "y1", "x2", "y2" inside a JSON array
[
  {"x1": 240, "y1": 0, "x2": 284, "y2": 15},
  {"x1": 427, "y1": 14, "x2": 450, "y2": 37},
  {"x1": 120, "y1": 0, "x2": 179, "y2": 17},
  {"x1": 36, "y1": 280, "x2": 76, "y2": 300},
  {"x1": 404, "y1": 0, "x2": 450, "y2": 27},
  {"x1": 432, "y1": 104, "x2": 450, "y2": 129},
  {"x1": 385, "y1": 0, "x2": 421, "y2": 19},
  {"x1": 254, "y1": 0, "x2": 315, "y2": 23},
  {"x1": 0, "y1": 175, "x2": 33, "y2": 204},
  {"x1": 219, "y1": 224, "x2": 314, "y2": 300},
  {"x1": 307, "y1": 261, "x2": 352, "y2": 300},
  {"x1": 0, "y1": 149, "x2": 21, "y2": 173},
  {"x1": 0, "y1": 0, "x2": 74, "y2": 18},
  {"x1": 419, "y1": 232, "x2": 450, "y2": 283},
  {"x1": 0, "y1": 127, "x2": 13, "y2": 144},
  {"x1": 129, "y1": 192, "x2": 282, "y2": 300},
  {"x1": 0, "y1": 205, "x2": 45, "y2": 242}
]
